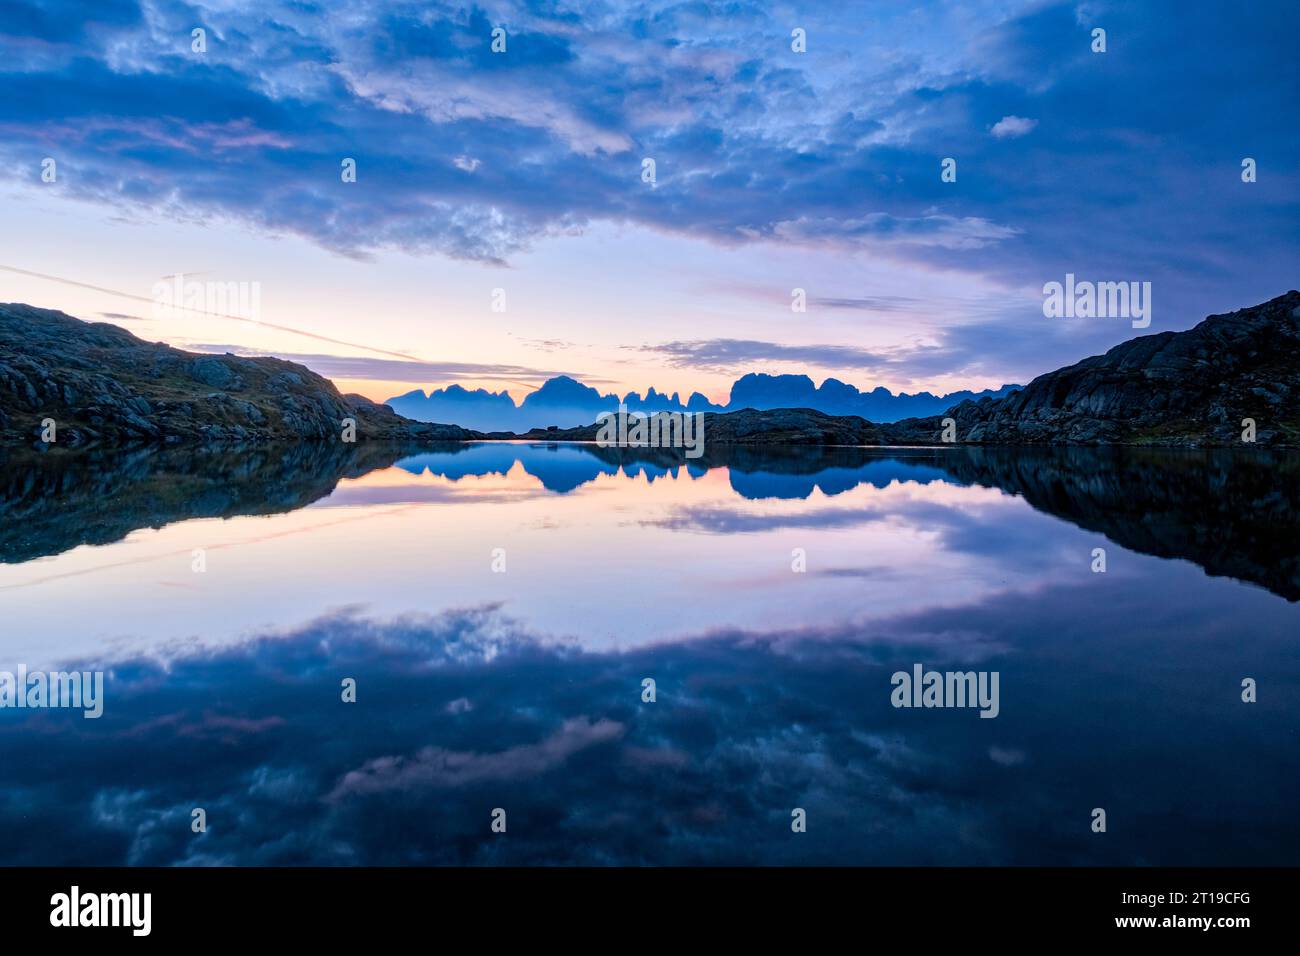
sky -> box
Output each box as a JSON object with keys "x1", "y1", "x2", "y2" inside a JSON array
[{"x1": 0, "y1": 0, "x2": 1296, "y2": 405}]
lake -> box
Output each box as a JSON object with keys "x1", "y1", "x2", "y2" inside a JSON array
[{"x1": 0, "y1": 441, "x2": 1297, "y2": 865}]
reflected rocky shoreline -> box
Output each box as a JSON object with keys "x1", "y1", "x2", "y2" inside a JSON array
[
  {"x1": 0, "y1": 441, "x2": 424, "y2": 565},
  {"x1": 3, "y1": 441, "x2": 1298, "y2": 600}
]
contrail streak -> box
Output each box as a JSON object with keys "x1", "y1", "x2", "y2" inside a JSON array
[
  {"x1": 0, "y1": 262, "x2": 539, "y2": 390},
  {"x1": 0, "y1": 263, "x2": 421, "y2": 360}
]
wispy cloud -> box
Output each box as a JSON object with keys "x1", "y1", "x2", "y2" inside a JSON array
[
  {"x1": 810, "y1": 296, "x2": 924, "y2": 313},
  {"x1": 635, "y1": 338, "x2": 896, "y2": 372},
  {"x1": 185, "y1": 344, "x2": 586, "y2": 386},
  {"x1": 329, "y1": 717, "x2": 625, "y2": 799}
]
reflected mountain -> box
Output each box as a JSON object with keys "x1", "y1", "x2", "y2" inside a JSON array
[
  {"x1": 3, "y1": 441, "x2": 1297, "y2": 600},
  {"x1": 943, "y1": 445, "x2": 1300, "y2": 601},
  {"x1": 398, "y1": 443, "x2": 951, "y2": 495}
]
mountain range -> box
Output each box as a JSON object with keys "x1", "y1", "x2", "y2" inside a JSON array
[
  {"x1": 387, "y1": 374, "x2": 1021, "y2": 432},
  {"x1": 503, "y1": 291, "x2": 1300, "y2": 448},
  {"x1": 2, "y1": 291, "x2": 1297, "y2": 448}
]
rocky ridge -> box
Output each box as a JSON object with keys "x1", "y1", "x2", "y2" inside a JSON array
[{"x1": 0, "y1": 303, "x2": 476, "y2": 445}]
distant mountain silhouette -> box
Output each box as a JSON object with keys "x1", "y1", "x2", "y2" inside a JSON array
[
  {"x1": 503, "y1": 291, "x2": 1300, "y2": 448},
  {"x1": 388, "y1": 373, "x2": 1019, "y2": 431}
]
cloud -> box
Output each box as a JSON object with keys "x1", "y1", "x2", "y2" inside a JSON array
[
  {"x1": 648, "y1": 504, "x2": 894, "y2": 533},
  {"x1": 511, "y1": 336, "x2": 576, "y2": 353},
  {"x1": 637, "y1": 338, "x2": 894, "y2": 372},
  {"x1": 0, "y1": 0, "x2": 1295, "y2": 358},
  {"x1": 184, "y1": 344, "x2": 580, "y2": 385},
  {"x1": 772, "y1": 214, "x2": 1020, "y2": 251},
  {"x1": 810, "y1": 295, "x2": 923, "y2": 313},
  {"x1": 988, "y1": 746, "x2": 1027, "y2": 766},
  {"x1": 328, "y1": 717, "x2": 625, "y2": 799},
  {"x1": 989, "y1": 115, "x2": 1037, "y2": 138}
]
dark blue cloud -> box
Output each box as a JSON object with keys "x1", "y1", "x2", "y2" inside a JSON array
[
  {"x1": 0, "y1": 0, "x2": 1294, "y2": 332},
  {"x1": 0, "y1": 0, "x2": 140, "y2": 42}
]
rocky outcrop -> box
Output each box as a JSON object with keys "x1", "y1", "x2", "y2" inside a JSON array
[
  {"x1": 0, "y1": 303, "x2": 479, "y2": 445},
  {"x1": 884, "y1": 291, "x2": 1300, "y2": 446}
]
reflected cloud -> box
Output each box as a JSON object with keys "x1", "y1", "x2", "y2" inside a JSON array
[
  {"x1": 330, "y1": 716, "x2": 625, "y2": 799},
  {"x1": 0, "y1": 580, "x2": 1295, "y2": 866}
]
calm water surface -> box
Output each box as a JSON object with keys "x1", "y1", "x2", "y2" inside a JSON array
[{"x1": 0, "y1": 442, "x2": 1297, "y2": 865}]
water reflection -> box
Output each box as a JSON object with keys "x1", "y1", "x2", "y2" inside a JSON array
[
  {"x1": 0, "y1": 441, "x2": 1296, "y2": 865},
  {"x1": 5, "y1": 442, "x2": 1297, "y2": 599},
  {"x1": 0, "y1": 589, "x2": 1296, "y2": 866}
]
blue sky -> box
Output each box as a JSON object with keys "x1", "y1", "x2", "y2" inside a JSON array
[{"x1": 0, "y1": 0, "x2": 1296, "y2": 403}]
